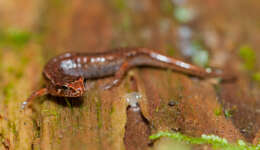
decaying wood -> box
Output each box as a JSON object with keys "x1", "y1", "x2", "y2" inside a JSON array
[{"x1": 0, "y1": 0, "x2": 260, "y2": 149}]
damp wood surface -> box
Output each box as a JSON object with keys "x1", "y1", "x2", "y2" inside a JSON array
[{"x1": 0, "y1": 0, "x2": 260, "y2": 150}]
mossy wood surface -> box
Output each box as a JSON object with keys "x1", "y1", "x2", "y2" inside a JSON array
[{"x1": 0, "y1": 0, "x2": 260, "y2": 149}]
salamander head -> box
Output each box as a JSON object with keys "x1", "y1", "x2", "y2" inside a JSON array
[{"x1": 46, "y1": 77, "x2": 85, "y2": 97}]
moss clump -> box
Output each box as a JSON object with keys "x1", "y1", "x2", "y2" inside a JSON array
[
  {"x1": 7, "y1": 120, "x2": 17, "y2": 136},
  {"x1": 214, "y1": 107, "x2": 222, "y2": 116},
  {"x1": 160, "y1": 0, "x2": 174, "y2": 16},
  {"x1": 3, "y1": 82, "x2": 15, "y2": 103},
  {"x1": 111, "y1": 0, "x2": 127, "y2": 12},
  {"x1": 239, "y1": 45, "x2": 260, "y2": 84},
  {"x1": 0, "y1": 28, "x2": 31, "y2": 48},
  {"x1": 239, "y1": 45, "x2": 256, "y2": 71},
  {"x1": 252, "y1": 72, "x2": 260, "y2": 82},
  {"x1": 42, "y1": 108, "x2": 61, "y2": 127},
  {"x1": 42, "y1": 109, "x2": 59, "y2": 118},
  {"x1": 150, "y1": 131, "x2": 260, "y2": 150},
  {"x1": 224, "y1": 109, "x2": 233, "y2": 118}
]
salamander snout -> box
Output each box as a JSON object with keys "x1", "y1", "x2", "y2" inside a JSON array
[
  {"x1": 65, "y1": 77, "x2": 85, "y2": 97},
  {"x1": 47, "y1": 77, "x2": 86, "y2": 97}
]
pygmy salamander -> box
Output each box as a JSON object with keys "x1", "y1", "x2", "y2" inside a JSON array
[{"x1": 22, "y1": 48, "x2": 231, "y2": 109}]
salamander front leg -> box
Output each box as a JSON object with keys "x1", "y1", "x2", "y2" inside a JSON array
[
  {"x1": 103, "y1": 62, "x2": 130, "y2": 90},
  {"x1": 21, "y1": 88, "x2": 48, "y2": 109}
]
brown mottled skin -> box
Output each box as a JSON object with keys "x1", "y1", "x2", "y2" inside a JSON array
[{"x1": 23, "y1": 48, "x2": 232, "y2": 109}]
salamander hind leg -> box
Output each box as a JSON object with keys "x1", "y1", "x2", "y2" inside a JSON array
[{"x1": 102, "y1": 62, "x2": 130, "y2": 90}]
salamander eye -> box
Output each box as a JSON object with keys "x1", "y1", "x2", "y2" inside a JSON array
[{"x1": 61, "y1": 85, "x2": 69, "y2": 90}]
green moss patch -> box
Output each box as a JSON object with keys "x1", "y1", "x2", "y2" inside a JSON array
[
  {"x1": 239, "y1": 45, "x2": 256, "y2": 71},
  {"x1": 239, "y1": 45, "x2": 260, "y2": 84},
  {"x1": 150, "y1": 131, "x2": 260, "y2": 150},
  {"x1": 0, "y1": 28, "x2": 31, "y2": 48}
]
